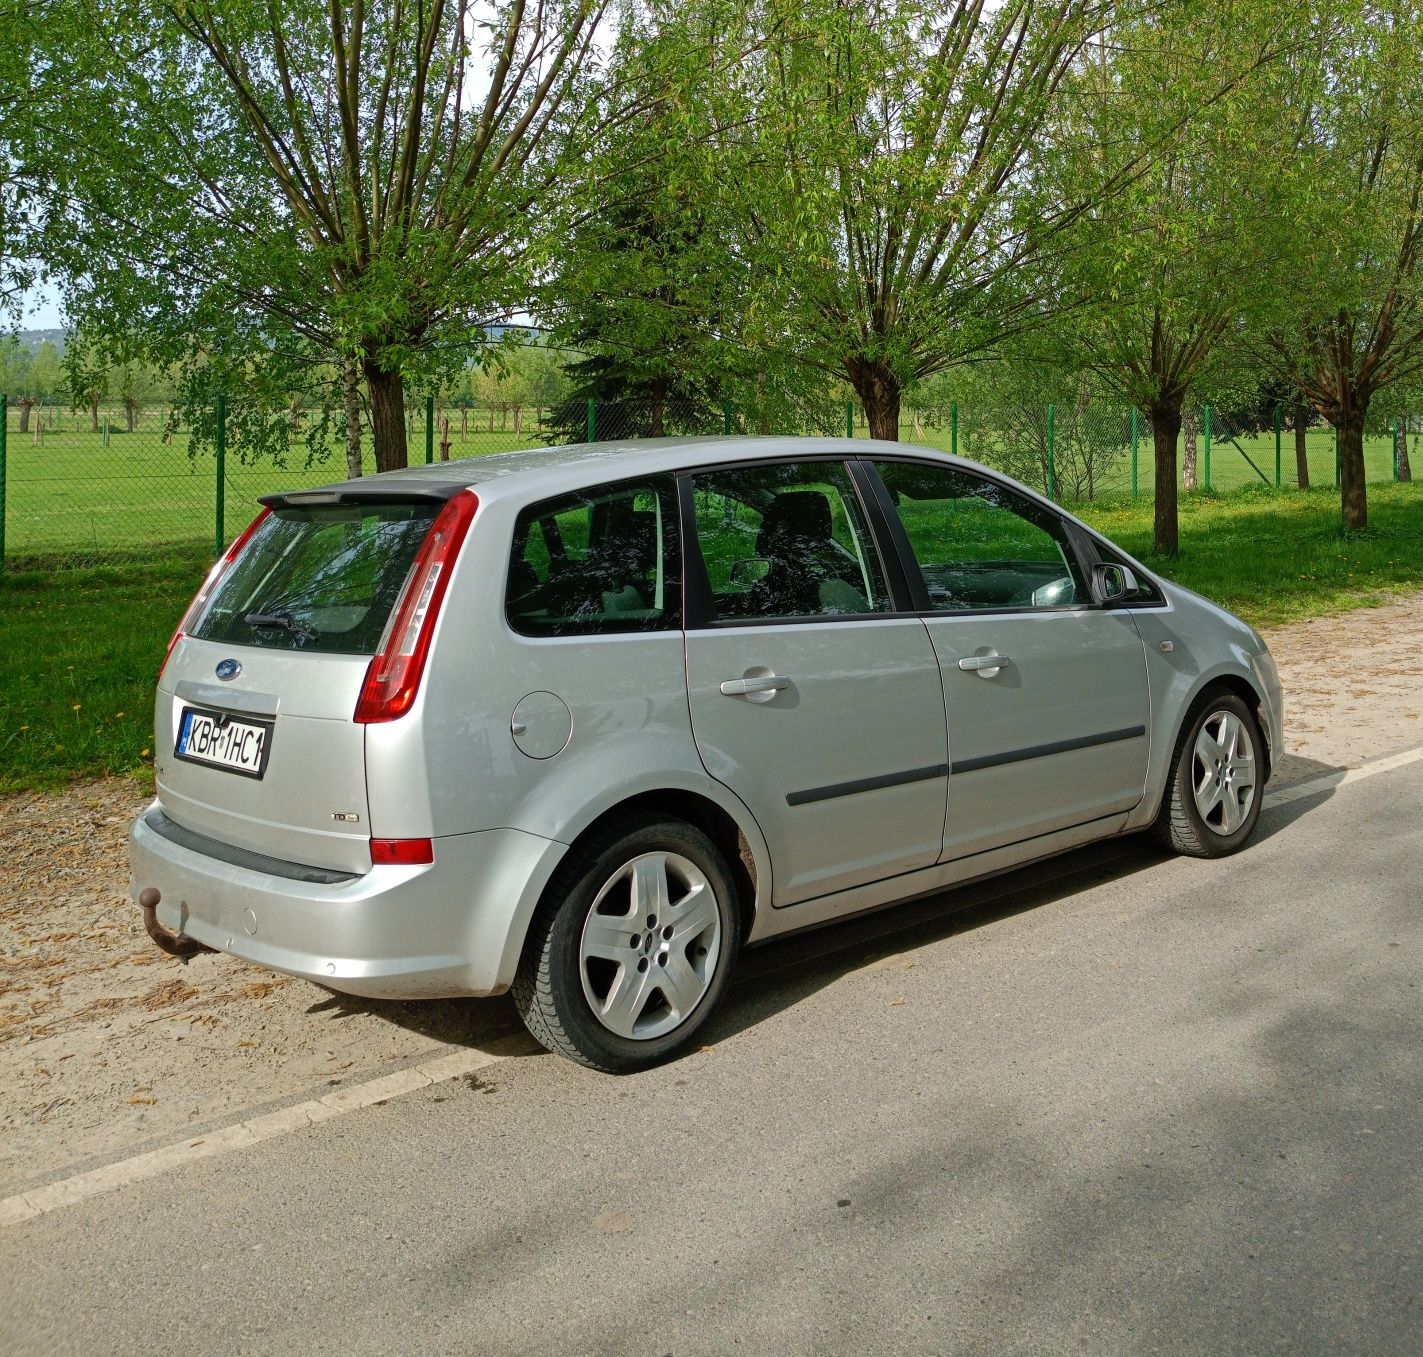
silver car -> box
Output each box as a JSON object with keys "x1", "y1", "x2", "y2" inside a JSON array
[{"x1": 130, "y1": 438, "x2": 1283, "y2": 1070}]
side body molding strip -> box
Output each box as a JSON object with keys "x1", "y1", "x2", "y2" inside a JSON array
[{"x1": 785, "y1": 725, "x2": 1148, "y2": 806}]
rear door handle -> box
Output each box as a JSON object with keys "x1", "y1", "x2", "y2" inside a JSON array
[
  {"x1": 720, "y1": 674, "x2": 791, "y2": 696},
  {"x1": 957, "y1": 654, "x2": 1008, "y2": 673}
]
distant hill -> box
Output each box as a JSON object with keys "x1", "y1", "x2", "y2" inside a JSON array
[{"x1": 16, "y1": 328, "x2": 67, "y2": 356}]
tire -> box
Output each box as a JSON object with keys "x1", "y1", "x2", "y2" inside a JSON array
[
  {"x1": 1152, "y1": 690, "x2": 1264, "y2": 858},
  {"x1": 512, "y1": 814, "x2": 741, "y2": 1072}
]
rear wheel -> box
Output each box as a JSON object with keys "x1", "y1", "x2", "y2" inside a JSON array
[
  {"x1": 512, "y1": 815, "x2": 740, "y2": 1071},
  {"x1": 1153, "y1": 691, "x2": 1263, "y2": 858}
]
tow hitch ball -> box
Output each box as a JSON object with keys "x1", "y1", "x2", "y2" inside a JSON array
[{"x1": 137, "y1": 888, "x2": 212, "y2": 960}]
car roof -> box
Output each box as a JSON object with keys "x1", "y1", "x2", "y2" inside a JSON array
[{"x1": 260, "y1": 436, "x2": 973, "y2": 508}]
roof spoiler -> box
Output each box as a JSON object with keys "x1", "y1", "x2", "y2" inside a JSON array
[{"x1": 258, "y1": 485, "x2": 462, "y2": 510}]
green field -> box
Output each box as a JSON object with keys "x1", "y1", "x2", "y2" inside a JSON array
[
  {"x1": 3, "y1": 405, "x2": 1413, "y2": 568},
  {"x1": 3, "y1": 479, "x2": 1420, "y2": 794}
]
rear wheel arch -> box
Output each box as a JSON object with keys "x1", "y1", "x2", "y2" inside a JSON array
[{"x1": 546, "y1": 789, "x2": 763, "y2": 952}]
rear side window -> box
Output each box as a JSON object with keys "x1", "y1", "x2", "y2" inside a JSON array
[
  {"x1": 688, "y1": 461, "x2": 890, "y2": 622},
  {"x1": 507, "y1": 478, "x2": 679, "y2": 636},
  {"x1": 191, "y1": 502, "x2": 440, "y2": 654}
]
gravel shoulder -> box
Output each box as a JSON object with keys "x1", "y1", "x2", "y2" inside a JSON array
[{"x1": 3, "y1": 592, "x2": 1421, "y2": 1189}]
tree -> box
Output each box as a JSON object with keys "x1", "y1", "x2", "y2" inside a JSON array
[
  {"x1": 713, "y1": 0, "x2": 1155, "y2": 441},
  {"x1": 1256, "y1": 2, "x2": 1423, "y2": 529},
  {"x1": 1049, "y1": 0, "x2": 1318, "y2": 553},
  {"x1": 62, "y1": 333, "x2": 108, "y2": 431},
  {"x1": 27, "y1": 0, "x2": 616, "y2": 471}
]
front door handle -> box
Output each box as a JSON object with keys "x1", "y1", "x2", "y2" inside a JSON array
[
  {"x1": 957, "y1": 654, "x2": 1008, "y2": 674},
  {"x1": 720, "y1": 674, "x2": 791, "y2": 696}
]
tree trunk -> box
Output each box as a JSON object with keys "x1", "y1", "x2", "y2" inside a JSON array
[
  {"x1": 845, "y1": 357, "x2": 901, "y2": 440},
  {"x1": 361, "y1": 358, "x2": 408, "y2": 473},
  {"x1": 1182, "y1": 408, "x2": 1198, "y2": 491},
  {"x1": 343, "y1": 361, "x2": 363, "y2": 479},
  {"x1": 1337, "y1": 408, "x2": 1368, "y2": 530},
  {"x1": 126, "y1": 402, "x2": 137, "y2": 433},
  {"x1": 89, "y1": 395, "x2": 100, "y2": 433},
  {"x1": 513, "y1": 406, "x2": 521, "y2": 435},
  {"x1": 1148, "y1": 397, "x2": 1183, "y2": 557},
  {"x1": 1397, "y1": 422, "x2": 1413, "y2": 482},
  {"x1": 18, "y1": 397, "x2": 33, "y2": 433},
  {"x1": 460, "y1": 407, "x2": 468, "y2": 438},
  {"x1": 439, "y1": 417, "x2": 452, "y2": 462},
  {"x1": 1293, "y1": 401, "x2": 1310, "y2": 488}
]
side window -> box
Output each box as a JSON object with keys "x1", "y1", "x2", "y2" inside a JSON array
[
  {"x1": 873, "y1": 460, "x2": 1085, "y2": 611},
  {"x1": 689, "y1": 461, "x2": 890, "y2": 622},
  {"x1": 507, "y1": 478, "x2": 678, "y2": 636}
]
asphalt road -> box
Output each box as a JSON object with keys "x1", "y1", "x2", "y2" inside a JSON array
[{"x1": 3, "y1": 760, "x2": 1421, "y2": 1356}]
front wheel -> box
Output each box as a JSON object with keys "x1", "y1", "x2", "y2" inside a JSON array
[
  {"x1": 1153, "y1": 692, "x2": 1264, "y2": 858},
  {"x1": 512, "y1": 815, "x2": 740, "y2": 1071}
]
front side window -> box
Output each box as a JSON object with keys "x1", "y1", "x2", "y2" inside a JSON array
[
  {"x1": 507, "y1": 478, "x2": 678, "y2": 636},
  {"x1": 873, "y1": 460, "x2": 1085, "y2": 611},
  {"x1": 688, "y1": 461, "x2": 890, "y2": 622}
]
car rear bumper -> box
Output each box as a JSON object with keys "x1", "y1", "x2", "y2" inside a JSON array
[{"x1": 128, "y1": 803, "x2": 567, "y2": 999}]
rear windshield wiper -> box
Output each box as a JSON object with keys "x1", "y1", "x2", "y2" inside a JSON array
[{"x1": 244, "y1": 610, "x2": 316, "y2": 642}]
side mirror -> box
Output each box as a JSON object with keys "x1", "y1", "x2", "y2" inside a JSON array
[
  {"x1": 1094, "y1": 562, "x2": 1138, "y2": 604},
  {"x1": 729, "y1": 557, "x2": 770, "y2": 588}
]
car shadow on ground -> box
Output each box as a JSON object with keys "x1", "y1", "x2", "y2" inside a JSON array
[{"x1": 322, "y1": 762, "x2": 1343, "y2": 1062}]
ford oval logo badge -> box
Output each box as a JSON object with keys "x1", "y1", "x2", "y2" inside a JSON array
[{"x1": 215, "y1": 658, "x2": 242, "y2": 681}]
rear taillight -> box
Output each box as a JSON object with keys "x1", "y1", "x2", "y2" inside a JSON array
[
  {"x1": 160, "y1": 508, "x2": 272, "y2": 680},
  {"x1": 370, "y1": 838, "x2": 435, "y2": 866},
  {"x1": 354, "y1": 491, "x2": 478, "y2": 724}
]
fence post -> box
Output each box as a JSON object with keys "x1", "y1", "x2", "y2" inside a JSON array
[
  {"x1": 424, "y1": 395, "x2": 434, "y2": 464},
  {"x1": 845, "y1": 401, "x2": 854, "y2": 440},
  {"x1": 0, "y1": 393, "x2": 7, "y2": 571},
  {"x1": 1335, "y1": 425, "x2": 1340, "y2": 487},
  {"x1": 1130, "y1": 406, "x2": 1139, "y2": 498},
  {"x1": 102, "y1": 413, "x2": 109, "y2": 448},
  {"x1": 587, "y1": 398, "x2": 596, "y2": 443},
  {"x1": 1046, "y1": 403, "x2": 1057, "y2": 501},
  {"x1": 1274, "y1": 404, "x2": 1282, "y2": 487},
  {"x1": 723, "y1": 402, "x2": 733, "y2": 436},
  {"x1": 1203, "y1": 404, "x2": 1212, "y2": 490},
  {"x1": 214, "y1": 393, "x2": 226, "y2": 558},
  {"x1": 950, "y1": 401, "x2": 958, "y2": 458}
]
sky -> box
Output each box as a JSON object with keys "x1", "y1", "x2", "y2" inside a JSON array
[{"x1": 19, "y1": 284, "x2": 63, "y2": 332}]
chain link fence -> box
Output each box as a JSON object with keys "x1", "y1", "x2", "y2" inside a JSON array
[{"x1": 0, "y1": 394, "x2": 1416, "y2": 573}]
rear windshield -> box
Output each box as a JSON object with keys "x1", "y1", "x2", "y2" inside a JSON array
[{"x1": 190, "y1": 503, "x2": 439, "y2": 654}]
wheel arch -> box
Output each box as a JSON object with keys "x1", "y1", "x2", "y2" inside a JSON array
[
  {"x1": 562, "y1": 789, "x2": 763, "y2": 947},
  {"x1": 1148, "y1": 671, "x2": 1273, "y2": 825}
]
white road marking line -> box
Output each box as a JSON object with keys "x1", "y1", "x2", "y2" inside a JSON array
[
  {"x1": 1264, "y1": 745, "x2": 1423, "y2": 809},
  {"x1": 0, "y1": 1036, "x2": 530, "y2": 1228},
  {"x1": 6, "y1": 743, "x2": 1420, "y2": 1231}
]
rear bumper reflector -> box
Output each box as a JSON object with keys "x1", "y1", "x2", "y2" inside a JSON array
[{"x1": 370, "y1": 838, "x2": 435, "y2": 866}]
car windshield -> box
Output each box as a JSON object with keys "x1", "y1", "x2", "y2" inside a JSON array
[{"x1": 190, "y1": 502, "x2": 439, "y2": 654}]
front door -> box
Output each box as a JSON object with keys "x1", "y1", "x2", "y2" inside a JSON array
[
  {"x1": 866, "y1": 458, "x2": 1151, "y2": 861},
  {"x1": 681, "y1": 458, "x2": 949, "y2": 907}
]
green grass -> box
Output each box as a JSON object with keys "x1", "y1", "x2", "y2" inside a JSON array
[
  {"x1": 0, "y1": 551, "x2": 209, "y2": 794},
  {"x1": 1, "y1": 481, "x2": 1420, "y2": 794},
  {"x1": 1, "y1": 409, "x2": 545, "y2": 563},
  {"x1": 1078, "y1": 482, "x2": 1423, "y2": 625}
]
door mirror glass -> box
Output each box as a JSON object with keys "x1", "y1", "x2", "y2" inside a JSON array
[{"x1": 1093, "y1": 562, "x2": 1138, "y2": 603}]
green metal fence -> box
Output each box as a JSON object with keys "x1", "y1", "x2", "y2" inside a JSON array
[{"x1": 0, "y1": 396, "x2": 1416, "y2": 573}]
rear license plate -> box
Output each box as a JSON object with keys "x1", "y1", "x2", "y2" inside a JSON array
[{"x1": 174, "y1": 706, "x2": 273, "y2": 779}]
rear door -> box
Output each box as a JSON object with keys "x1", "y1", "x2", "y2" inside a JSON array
[
  {"x1": 157, "y1": 498, "x2": 445, "y2": 873},
  {"x1": 865, "y1": 459, "x2": 1151, "y2": 861},
  {"x1": 680, "y1": 458, "x2": 948, "y2": 907}
]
